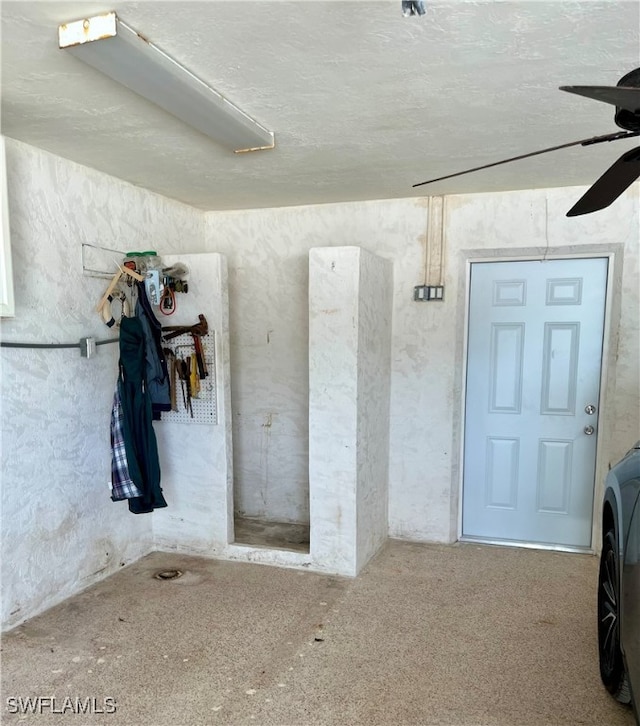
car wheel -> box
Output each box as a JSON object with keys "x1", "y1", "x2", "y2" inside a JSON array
[{"x1": 598, "y1": 528, "x2": 631, "y2": 704}]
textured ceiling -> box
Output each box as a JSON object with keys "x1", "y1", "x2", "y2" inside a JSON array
[{"x1": 2, "y1": 1, "x2": 639, "y2": 211}]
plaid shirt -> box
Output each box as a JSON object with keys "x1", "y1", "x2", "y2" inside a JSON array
[{"x1": 110, "y1": 383, "x2": 142, "y2": 501}]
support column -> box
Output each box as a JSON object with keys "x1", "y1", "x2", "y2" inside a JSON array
[{"x1": 309, "y1": 246, "x2": 392, "y2": 576}]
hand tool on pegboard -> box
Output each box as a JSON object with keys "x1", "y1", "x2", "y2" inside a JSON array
[
  {"x1": 163, "y1": 348, "x2": 177, "y2": 412},
  {"x1": 183, "y1": 357, "x2": 193, "y2": 418},
  {"x1": 189, "y1": 353, "x2": 200, "y2": 399},
  {"x1": 162, "y1": 314, "x2": 208, "y2": 340},
  {"x1": 162, "y1": 314, "x2": 208, "y2": 380},
  {"x1": 175, "y1": 357, "x2": 187, "y2": 413},
  {"x1": 192, "y1": 334, "x2": 207, "y2": 379}
]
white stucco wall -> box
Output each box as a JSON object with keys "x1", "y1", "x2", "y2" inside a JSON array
[
  {"x1": 308, "y1": 247, "x2": 360, "y2": 574},
  {"x1": 211, "y1": 217, "x2": 315, "y2": 524},
  {"x1": 444, "y1": 188, "x2": 640, "y2": 544},
  {"x1": 308, "y1": 247, "x2": 392, "y2": 575},
  {"x1": 205, "y1": 184, "x2": 639, "y2": 544},
  {"x1": 0, "y1": 140, "x2": 205, "y2": 630},
  {"x1": 153, "y1": 253, "x2": 233, "y2": 553},
  {"x1": 355, "y1": 248, "x2": 392, "y2": 571},
  {"x1": 1, "y1": 138, "x2": 637, "y2": 629}
]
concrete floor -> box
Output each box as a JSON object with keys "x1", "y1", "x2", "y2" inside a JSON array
[
  {"x1": 1, "y1": 540, "x2": 635, "y2": 726},
  {"x1": 234, "y1": 517, "x2": 310, "y2": 553}
]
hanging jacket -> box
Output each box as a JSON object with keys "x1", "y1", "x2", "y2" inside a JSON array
[
  {"x1": 110, "y1": 384, "x2": 142, "y2": 501},
  {"x1": 135, "y1": 282, "x2": 171, "y2": 420},
  {"x1": 117, "y1": 315, "x2": 167, "y2": 514}
]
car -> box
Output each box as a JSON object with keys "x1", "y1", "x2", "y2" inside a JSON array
[{"x1": 598, "y1": 440, "x2": 640, "y2": 722}]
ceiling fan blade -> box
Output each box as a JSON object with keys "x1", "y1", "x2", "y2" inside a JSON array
[
  {"x1": 566, "y1": 146, "x2": 640, "y2": 217},
  {"x1": 559, "y1": 86, "x2": 640, "y2": 112},
  {"x1": 413, "y1": 132, "x2": 639, "y2": 188}
]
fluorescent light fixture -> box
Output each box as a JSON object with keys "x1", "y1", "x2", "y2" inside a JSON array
[{"x1": 58, "y1": 12, "x2": 275, "y2": 153}]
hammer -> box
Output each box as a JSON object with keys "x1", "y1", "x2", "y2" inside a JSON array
[
  {"x1": 162, "y1": 314, "x2": 208, "y2": 340},
  {"x1": 163, "y1": 314, "x2": 208, "y2": 379}
]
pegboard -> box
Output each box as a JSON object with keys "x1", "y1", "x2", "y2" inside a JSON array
[{"x1": 161, "y1": 331, "x2": 217, "y2": 425}]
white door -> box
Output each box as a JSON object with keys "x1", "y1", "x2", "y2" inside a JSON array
[{"x1": 462, "y1": 258, "x2": 608, "y2": 549}]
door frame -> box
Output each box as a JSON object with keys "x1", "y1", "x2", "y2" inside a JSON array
[{"x1": 455, "y1": 247, "x2": 622, "y2": 554}]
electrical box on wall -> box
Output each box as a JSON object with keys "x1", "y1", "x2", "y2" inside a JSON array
[{"x1": 413, "y1": 285, "x2": 444, "y2": 302}]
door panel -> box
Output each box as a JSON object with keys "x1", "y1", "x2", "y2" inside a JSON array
[
  {"x1": 540, "y1": 323, "x2": 579, "y2": 414},
  {"x1": 463, "y1": 258, "x2": 608, "y2": 548}
]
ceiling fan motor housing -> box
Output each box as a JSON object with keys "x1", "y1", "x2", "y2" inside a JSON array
[{"x1": 615, "y1": 67, "x2": 640, "y2": 132}]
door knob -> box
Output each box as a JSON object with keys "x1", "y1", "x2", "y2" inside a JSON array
[
  {"x1": 584, "y1": 425, "x2": 595, "y2": 436},
  {"x1": 585, "y1": 404, "x2": 596, "y2": 415}
]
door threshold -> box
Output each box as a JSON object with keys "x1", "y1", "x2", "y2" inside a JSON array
[{"x1": 459, "y1": 535, "x2": 593, "y2": 555}]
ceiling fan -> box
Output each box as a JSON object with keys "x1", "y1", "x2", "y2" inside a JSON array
[{"x1": 413, "y1": 68, "x2": 640, "y2": 217}]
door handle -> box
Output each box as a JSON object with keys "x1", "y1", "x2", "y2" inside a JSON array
[{"x1": 584, "y1": 425, "x2": 595, "y2": 436}]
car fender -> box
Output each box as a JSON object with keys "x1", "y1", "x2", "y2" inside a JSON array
[
  {"x1": 603, "y1": 476, "x2": 625, "y2": 575},
  {"x1": 603, "y1": 444, "x2": 640, "y2": 658}
]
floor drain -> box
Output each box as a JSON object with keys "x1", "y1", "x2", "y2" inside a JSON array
[{"x1": 154, "y1": 569, "x2": 183, "y2": 580}]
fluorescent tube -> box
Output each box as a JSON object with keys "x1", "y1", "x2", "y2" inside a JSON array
[{"x1": 58, "y1": 12, "x2": 275, "y2": 153}]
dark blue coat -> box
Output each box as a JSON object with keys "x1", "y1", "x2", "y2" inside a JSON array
[{"x1": 118, "y1": 316, "x2": 167, "y2": 514}]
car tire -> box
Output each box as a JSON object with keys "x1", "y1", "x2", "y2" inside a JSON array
[{"x1": 598, "y1": 528, "x2": 632, "y2": 704}]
